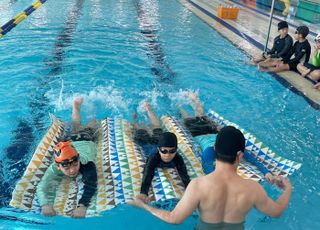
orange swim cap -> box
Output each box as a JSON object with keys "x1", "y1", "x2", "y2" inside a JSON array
[{"x1": 55, "y1": 141, "x2": 78, "y2": 163}]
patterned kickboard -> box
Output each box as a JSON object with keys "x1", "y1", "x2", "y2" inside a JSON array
[
  {"x1": 9, "y1": 114, "x2": 65, "y2": 213},
  {"x1": 207, "y1": 110, "x2": 302, "y2": 179},
  {"x1": 161, "y1": 116, "x2": 263, "y2": 181},
  {"x1": 10, "y1": 116, "x2": 199, "y2": 217}
]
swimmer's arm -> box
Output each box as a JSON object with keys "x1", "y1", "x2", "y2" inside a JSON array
[
  {"x1": 79, "y1": 162, "x2": 97, "y2": 207},
  {"x1": 254, "y1": 178, "x2": 292, "y2": 218},
  {"x1": 175, "y1": 155, "x2": 190, "y2": 188},
  {"x1": 243, "y1": 151, "x2": 269, "y2": 175},
  {"x1": 140, "y1": 156, "x2": 158, "y2": 195},
  {"x1": 37, "y1": 164, "x2": 61, "y2": 206},
  {"x1": 141, "y1": 179, "x2": 199, "y2": 224}
]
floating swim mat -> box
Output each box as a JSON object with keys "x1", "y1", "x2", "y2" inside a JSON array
[
  {"x1": 10, "y1": 116, "x2": 204, "y2": 217},
  {"x1": 10, "y1": 115, "x2": 65, "y2": 213},
  {"x1": 207, "y1": 110, "x2": 302, "y2": 181}
]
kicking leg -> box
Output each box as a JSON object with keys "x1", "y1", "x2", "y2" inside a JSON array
[
  {"x1": 144, "y1": 102, "x2": 160, "y2": 128},
  {"x1": 178, "y1": 106, "x2": 190, "y2": 119},
  {"x1": 132, "y1": 112, "x2": 139, "y2": 129},
  {"x1": 187, "y1": 92, "x2": 204, "y2": 116},
  {"x1": 72, "y1": 97, "x2": 83, "y2": 133}
]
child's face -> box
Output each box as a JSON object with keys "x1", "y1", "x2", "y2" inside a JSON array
[
  {"x1": 316, "y1": 41, "x2": 320, "y2": 49},
  {"x1": 158, "y1": 147, "x2": 177, "y2": 162},
  {"x1": 57, "y1": 156, "x2": 81, "y2": 177},
  {"x1": 279, "y1": 28, "x2": 288, "y2": 37},
  {"x1": 294, "y1": 32, "x2": 300, "y2": 40}
]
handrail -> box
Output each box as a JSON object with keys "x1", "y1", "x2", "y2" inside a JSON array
[{"x1": 0, "y1": 0, "x2": 47, "y2": 39}]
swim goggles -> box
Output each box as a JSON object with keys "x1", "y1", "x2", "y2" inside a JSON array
[
  {"x1": 59, "y1": 156, "x2": 80, "y2": 168},
  {"x1": 158, "y1": 148, "x2": 177, "y2": 154}
]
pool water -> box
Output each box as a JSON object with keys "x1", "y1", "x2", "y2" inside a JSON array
[{"x1": 0, "y1": 0, "x2": 319, "y2": 229}]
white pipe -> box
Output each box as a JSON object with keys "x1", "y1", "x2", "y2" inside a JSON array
[{"x1": 264, "y1": 0, "x2": 276, "y2": 53}]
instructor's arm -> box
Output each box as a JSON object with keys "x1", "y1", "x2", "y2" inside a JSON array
[
  {"x1": 254, "y1": 176, "x2": 292, "y2": 218},
  {"x1": 130, "y1": 179, "x2": 200, "y2": 224}
]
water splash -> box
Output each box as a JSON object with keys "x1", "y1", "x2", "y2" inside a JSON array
[{"x1": 46, "y1": 84, "x2": 133, "y2": 119}]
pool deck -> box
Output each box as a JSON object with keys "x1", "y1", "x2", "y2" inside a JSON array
[{"x1": 179, "y1": 0, "x2": 320, "y2": 109}]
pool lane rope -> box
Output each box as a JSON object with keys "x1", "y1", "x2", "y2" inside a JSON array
[{"x1": 0, "y1": 0, "x2": 47, "y2": 39}]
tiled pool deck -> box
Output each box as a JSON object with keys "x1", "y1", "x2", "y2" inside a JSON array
[{"x1": 179, "y1": 0, "x2": 320, "y2": 109}]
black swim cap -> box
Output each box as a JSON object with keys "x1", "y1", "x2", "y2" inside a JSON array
[
  {"x1": 158, "y1": 132, "x2": 177, "y2": 148},
  {"x1": 278, "y1": 21, "x2": 288, "y2": 30},
  {"x1": 215, "y1": 126, "x2": 245, "y2": 164}
]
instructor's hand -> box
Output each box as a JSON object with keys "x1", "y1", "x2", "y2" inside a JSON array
[
  {"x1": 264, "y1": 173, "x2": 275, "y2": 184},
  {"x1": 128, "y1": 194, "x2": 148, "y2": 208},
  {"x1": 275, "y1": 176, "x2": 291, "y2": 190}
]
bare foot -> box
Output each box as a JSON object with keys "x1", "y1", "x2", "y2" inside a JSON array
[
  {"x1": 301, "y1": 69, "x2": 311, "y2": 78},
  {"x1": 143, "y1": 102, "x2": 152, "y2": 112},
  {"x1": 314, "y1": 82, "x2": 320, "y2": 90},
  {"x1": 73, "y1": 97, "x2": 84, "y2": 110},
  {"x1": 186, "y1": 92, "x2": 199, "y2": 101}
]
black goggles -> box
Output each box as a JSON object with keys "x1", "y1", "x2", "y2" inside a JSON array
[
  {"x1": 59, "y1": 156, "x2": 79, "y2": 168},
  {"x1": 158, "y1": 148, "x2": 177, "y2": 154}
]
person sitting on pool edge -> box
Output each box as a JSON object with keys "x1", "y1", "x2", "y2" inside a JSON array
[
  {"x1": 180, "y1": 92, "x2": 275, "y2": 183},
  {"x1": 37, "y1": 97, "x2": 98, "y2": 218},
  {"x1": 297, "y1": 33, "x2": 320, "y2": 90},
  {"x1": 133, "y1": 103, "x2": 190, "y2": 201},
  {"x1": 128, "y1": 126, "x2": 292, "y2": 229},
  {"x1": 258, "y1": 25, "x2": 311, "y2": 73},
  {"x1": 253, "y1": 21, "x2": 293, "y2": 65}
]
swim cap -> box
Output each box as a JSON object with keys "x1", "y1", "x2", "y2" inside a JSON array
[
  {"x1": 55, "y1": 141, "x2": 78, "y2": 163},
  {"x1": 278, "y1": 21, "x2": 288, "y2": 30},
  {"x1": 215, "y1": 126, "x2": 245, "y2": 163},
  {"x1": 296, "y1": 26, "x2": 309, "y2": 38},
  {"x1": 158, "y1": 132, "x2": 177, "y2": 149},
  {"x1": 315, "y1": 33, "x2": 320, "y2": 42}
]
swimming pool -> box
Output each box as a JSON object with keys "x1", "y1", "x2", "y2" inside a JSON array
[{"x1": 0, "y1": 0, "x2": 319, "y2": 229}]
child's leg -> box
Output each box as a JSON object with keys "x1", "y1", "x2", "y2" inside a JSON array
[
  {"x1": 187, "y1": 93, "x2": 204, "y2": 116},
  {"x1": 258, "y1": 59, "x2": 280, "y2": 68},
  {"x1": 297, "y1": 63, "x2": 311, "y2": 77},
  {"x1": 72, "y1": 97, "x2": 83, "y2": 132},
  {"x1": 314, "y1": 82, "x2": 320, "y2": 90},
  {"x1": 266, "y1": 63, "x2": 290, "y2": 73},
  {"x1": 178, "y1": 106, "x2": 191, "y2": 119},
  {"x1": 308, "y1": 69, "x2": 320, "y2": 82},
  {"x1": 144, "y1": 102, "x2": 161, "y2": 128},
  {"x1": 252, "y1": 55, "x2": 266, "y2": 65},
  {"x1": 132, "y1": 112, "x2": 139, "y2": 129}
]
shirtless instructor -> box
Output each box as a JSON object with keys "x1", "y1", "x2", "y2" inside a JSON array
[{"x1": 129, "y1": 126, "x2": 292, "y2": 229}]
